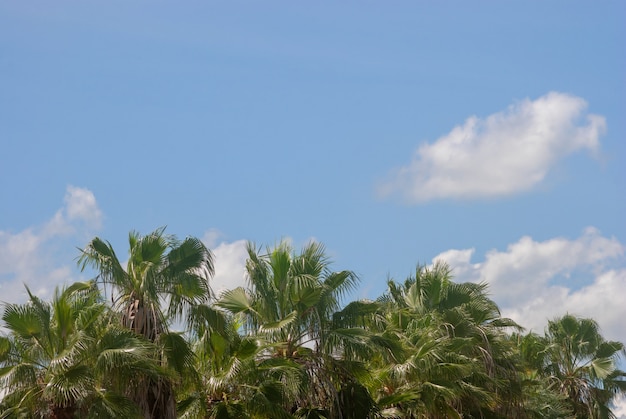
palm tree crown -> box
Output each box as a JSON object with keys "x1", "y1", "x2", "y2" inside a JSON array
[
  {"x1": 541, "y1": 314, "x2": 626, "y2": 418},
  {"x1": 0, "y1": 282, "x2": 157, "y2": 418},
  {"x1": 77, "y1": 227, "x2": 214, "y2": 419},
  {"x1": 78, "y1": 227, "x2": 214, "y2": 339}
]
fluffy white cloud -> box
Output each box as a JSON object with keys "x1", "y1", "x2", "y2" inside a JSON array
[
  {"x1": 379, "y1": 92, "x2": 606, "y2": 203},
  {"x1": 0, "y1": 186, "x2": 102, "y2": 304},
  {"x1": 432, "y1": 228, "x2": 625, "y2": 343},
  {"x1": 64, "y1": 185, "x2": 103, "y2": 229},
  {"x1": 202, "y1": 230, "x2": 249, "y2": 297}
]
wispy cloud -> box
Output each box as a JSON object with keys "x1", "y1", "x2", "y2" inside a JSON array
[
  {"x1": 432, "y1": 228, "x2": 625, "y2": 342},
  {"x1": 0, "y1": 186, "x2": 102, "y2": 303},
  {"x1": 378, "y1": 92, "x2": 605, "y2": 203}
]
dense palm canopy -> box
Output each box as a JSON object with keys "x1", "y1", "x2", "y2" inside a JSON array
[
  {"x1": 1, "y1": 228, "x2": 625, "y2": 418},
  {"x1": 216, "y1": 241, "x2": 375, "y2": 417},
  {"x1": 518, "y1": 315, "x2": 626, "y2": 419},
  {"x1": 0, "y1": 282, "x2": 159, "y2": 418},
  {"x1": 77, "y1": 228, "x2": 214, "y2": 419},
  {"x1": 370, "y1": 263, "x2": 524, "y2": 418}
]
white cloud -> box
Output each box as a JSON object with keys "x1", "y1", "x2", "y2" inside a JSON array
[
  {"x1": 0, "y1": 186, "x2": 102, "y2": 304},
  {"x1": 64, "y1": 185, "x2": 103, "y2": 229},
  {"x1": 202, "y1": 230, "x2": 249, "y2": 297},
  {"x1": 378, "y1": 92, "x2": 606, "y2": 203},
  {"x1": 502, "y1": 269, "x2": 626, "y2": 342},
  {"x1": 432, "y1": 228, "x2": 625, "y2": 343}
]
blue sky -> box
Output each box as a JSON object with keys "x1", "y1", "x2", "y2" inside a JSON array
[{"x1": 1, "y1": 1, "x2": 625, "y2": 388}]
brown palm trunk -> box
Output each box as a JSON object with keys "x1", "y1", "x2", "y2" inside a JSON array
[
  {"x1": 124, "y1": 299, "x2": 176, "y2": 419},
  {"x1": 124, "y1": 299, "x2": 161, "y2": 341},
  {"x1": 50, "y1": 405, "x2": 76, "y2": 419},
  {"x1": 131, "y1": 376, "x2": 177, "y2": 419}
]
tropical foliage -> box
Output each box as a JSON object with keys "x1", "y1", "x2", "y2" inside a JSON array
[
  {"x1": 1, "y1": 228, "x2": 625, "y2": 418},
  {"x1": 0, "y1": 282, "x2": 159, "y2": 418},
  {"x1": 517, "y1": 315, "x2": 626, "y2": 419},
  {"x1": 77, "y1": 228, "x2": 214, "y2": 419}
]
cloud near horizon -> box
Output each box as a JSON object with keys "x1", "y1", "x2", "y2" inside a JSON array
[
  {"x1": 3, "y1": 188, "x2": 624, "y2": 353},
  {"x1": 202, "y1": 229, "x2": 249, "y2": 297},
  {"x1": 0, "y1": 186, "x2": 103, "y2": 303},
  {"x1": 378, "y1": 92, "x2": 606, "y2": 203},
  {"x1": 432, "y1": 227, "x2": 625, "y2": 343}
]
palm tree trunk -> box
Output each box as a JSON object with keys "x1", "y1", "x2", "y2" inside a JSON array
[
  {"x1": 50, "y1": 405, "x2": 77, "y2": 419},
  {"x1": 124, "y1": 300, "x2": 176, "y2": 418},
  {"x1": 131, "y1": 376, "x2": 177, "y2": 419},
  {"x1": 124, "y1": 299, "x2": 161, "y2": 341}
]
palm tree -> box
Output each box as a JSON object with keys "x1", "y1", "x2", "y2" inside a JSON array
[
  {"x1": 373, "y1": 262, "x2": 523, "y2": 418},
  {"x1": 217, "y1": 240, "x2": 376, "y2": 417},
  {"x1": 78, "y1": 227, "x2": 214, "y2": 419},
  {"x1": 176, "y1": 298, "x2": 291, "y2": 419},
  {"x1": 539, "y1": 314, "x2": 626, "y2": 418},
  {"x1": 515, "y1": 332, "x2": 574, "y2": 418},
  {"x1": 0, "y1": 282, "x2": 158, "y2": 418},
  {"x1": 179, "y1": 314, "x2": 301, "y2": 419}
]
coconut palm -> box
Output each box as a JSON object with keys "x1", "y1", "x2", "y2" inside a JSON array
[
  {"x1": 78, "y1": 227, "x2": 214, "y2": 418},
  {"x1": 539, "y1": 314, "x2": 626, "y2": 419},
  {"x1": 0, "y1": 282, "x2": 158, "y2": 418}
]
